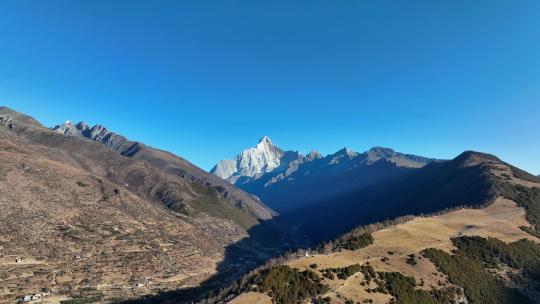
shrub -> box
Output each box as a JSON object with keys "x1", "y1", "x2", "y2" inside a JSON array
[
  {"x1": 375, "y1": 272, "x2": 457, "y2": 304},
  {"x1": 341, "y1": 233, "x2": 374, "y2": 250},
  {"x1": 258, "y1": 265, "x2": 328, "y2": 304},
  {"x1": 405, "y1": 254, "x2": 417, "y2": 265},
  {"x1": 424, "y1": 242, "x2": 532, "y2": 304}
]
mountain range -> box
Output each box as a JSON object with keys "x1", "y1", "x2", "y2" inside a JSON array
[
  {"x1": 2, "y1": 107, "x2": 540, "y2": 304},
  {"x1": 211, "y1": 137, "x2": 437, "y2": 213}
]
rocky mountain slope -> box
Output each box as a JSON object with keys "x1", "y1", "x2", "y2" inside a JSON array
[
  {"x1": 0, "y1": 107, "x2": 280, "y2": 303},
  {"x1": 51, "y1": 120, "x2": 275, "y2": 227},
  {"x1": 229, "y1": 153, "x2": 540, "y2": 304},
  {"x1": 211, "y1": 137, "x2": 436, "y2": 213}
]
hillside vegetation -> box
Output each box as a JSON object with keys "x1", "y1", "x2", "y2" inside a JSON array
[{"x1": 424, "y1": 235, "x2": 540, "y2": 303}]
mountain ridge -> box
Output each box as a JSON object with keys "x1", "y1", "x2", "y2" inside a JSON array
[
  {"x1": 51, "y1": 119, "x2": 276, "y2": 223},
  {"x1": 283, "y1": 149, "x2": 538, "y2": 241},
  {"x1": 210, "y1": 136, "x2": 299, "y2": 182},
  {"x1": 211, "y1": 137, "x2": 438, "y2": 213}
]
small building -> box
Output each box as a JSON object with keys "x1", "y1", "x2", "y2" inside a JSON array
[{"x1": 15, "y1": 257, "x2": 24, "y2": 263}]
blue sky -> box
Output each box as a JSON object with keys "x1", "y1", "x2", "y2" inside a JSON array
[{"x1": 0, "y1": 1, "x2": 539, "y2": 173}]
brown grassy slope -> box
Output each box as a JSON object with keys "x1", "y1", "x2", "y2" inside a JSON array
[
  {"x1": 128, "y1": 146, "x2": 276, "y2": 221},
  {"x1": 232, "y1": 197, "x2": 539, "y2": 304},
  {"x1": 0, "y1": 106, "x2": 274, "y2": 229},
  {"x1": 0, "y1": 128, "x2": 249, "y2": 303}
]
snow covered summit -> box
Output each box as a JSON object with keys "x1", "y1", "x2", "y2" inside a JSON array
[{"x1": 210, "y1": 136, "x2": 291, "y2": 182}]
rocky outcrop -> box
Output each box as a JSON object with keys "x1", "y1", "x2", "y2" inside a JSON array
[{"x1": 210, "y1": 136, "x2": 296, "y2": 181}]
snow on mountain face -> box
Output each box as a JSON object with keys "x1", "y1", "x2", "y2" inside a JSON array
[
  {"x1": 237, "y1": 136, "x2": 284, "y2": 176},
  {"x1": 211, "y1": 137, "x2": 439, "y2": 213},
  {"x1": 210, "y1": 136, "x2": 295, "y2": 180},
  {"x1": 212, "y1": 159, "x2": 238, "y2": 179},
  {"x1": 209, "y1": 137, "x2": 436, "y2": 185}
]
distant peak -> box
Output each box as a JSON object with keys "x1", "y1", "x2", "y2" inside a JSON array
[
  {"x1": 258, "y1": 136, "x2": 272, "y2": 145},
  {"x1": 256, "y1": 136, "x2": 276, "y2": 150},
  {"x1": 453, "y1": 150, "x2": 501, "y2": 166},
  {"x1": 368, "y1": 146, "x2": 397, "y2": 158},
  {"x1": 54, "y1": 120, "x2": 90, "y2": 130},
  {"x1": 306, "y1": 150, "x2": 322, "y2": 160},
  {"x1": 75, "y1": 121, "x2": 89, "y2": 129},
  {"x1": 52, "y1": 120, "x2": 96, "y2": 137},
  {"x1": 328, "y1": 147, "x2": 357, "y2": 165},
  {"x1": 335, "y1": 147, "x2": 358, "y2": 158}
]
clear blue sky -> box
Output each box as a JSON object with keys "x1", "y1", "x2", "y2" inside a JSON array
[{"x1": 0, "y1": 1, "x2": 539, "y2": 174}]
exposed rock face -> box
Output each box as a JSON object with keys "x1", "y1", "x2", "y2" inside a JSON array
[
  {"x1": 210, "y1": 136, "x2": 298, "y2": 182},
  {"x1": 306, "y1": 150, "x2": 323, "y2": 161},
  {"x1": 236, "y1": 136, "x2": 284, "y2": 176},
  {"x1": 211, "y1": 137, "x2": 437, "y2": 213},
  {"x1": 52, "y1": 121, "x2": 138, "y2": 153}
]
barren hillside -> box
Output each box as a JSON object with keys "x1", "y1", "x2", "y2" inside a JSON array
[
  {"x1": 0, "y1": 123, "x2": 251, "y2": 303},
  {"x1": 0, "y1": 107, "x2": 284, "y2": 303}
]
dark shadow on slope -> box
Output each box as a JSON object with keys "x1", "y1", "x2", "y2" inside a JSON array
[
  {"x1": 118, "y1": 215, "x2": 308, "y2": 304},
  {"x1": 284, "y1": 151, "x2": 500, "y2": 241},
  {"x1": 239, "y1": 158, "x2": 417, "y2": 214}
]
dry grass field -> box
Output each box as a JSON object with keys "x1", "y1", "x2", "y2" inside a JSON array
[
  {"x1": 231, "y1": 196, "x2": 540, "y2": 303},
  {"x1": 229, "y1": 291, "x2": 272, "y2": 304}
]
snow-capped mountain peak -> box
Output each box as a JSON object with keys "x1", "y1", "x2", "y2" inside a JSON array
[
  {"x1": 211, "y1": 139, "x2": 439, "y2": 213},
  {"x1": 258, "y1": 135, "x2": 272, "y2": 145},
  {"x1": 210, "y1": 136, "x2": 297, "y2": 181}
]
